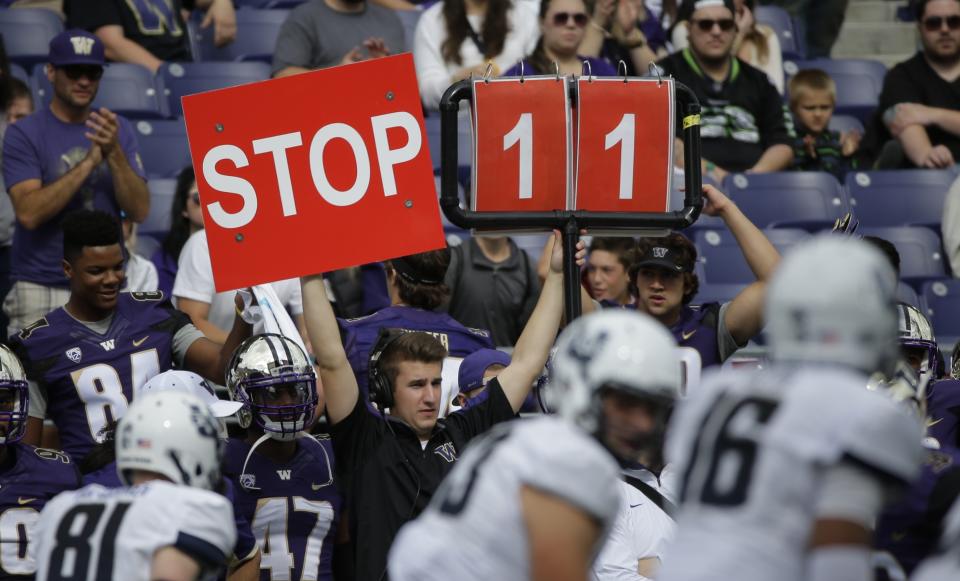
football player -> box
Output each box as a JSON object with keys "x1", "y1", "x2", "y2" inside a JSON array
[
  {"x1": 10, "y1": 209, "x2": 252, "y2": 462},
  {"x1": 222, "y1": 334, "x2": 342, "y2": 581},
  {"x1": 33, "y1": 390, "x2": 236, "y2": 580},
  {"x1": 658, "y1": 236, "x2": 925, "y2": 581},
  {"x1": 0, "y1": 344, "x2": 79, "y2": 580},
  {"x1": 913, "y1": 493, "x2": 960, "y2": 580},
  {"x1": 388, "y1": 309, "x2": 680, "y2": 581}
]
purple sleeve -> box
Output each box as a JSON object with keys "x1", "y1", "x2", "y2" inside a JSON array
[
  {"x1": 2, "y1": 121, "x2": 41, "y2": 189},
  {"x1": 117, "y1": 117, "x2": 147, "y2": 180}
]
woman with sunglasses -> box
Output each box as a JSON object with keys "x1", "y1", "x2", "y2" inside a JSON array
[
  {"x1": 580, "y1": 0, "x2": 670, "y2": 76},
  {"x1": 149, "y1": 166, "x2": 203, "y2": 299},
  {"x1": 504, "y1": 0, "x2": 618, "y2": 77},
  {"x1": 413, "y1": 0, "x2": 540, "y2": 109}
]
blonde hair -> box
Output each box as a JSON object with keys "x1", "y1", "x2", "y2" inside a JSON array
[{"x1": 788, "y1": 69, "x2": 837, "y2": 112}]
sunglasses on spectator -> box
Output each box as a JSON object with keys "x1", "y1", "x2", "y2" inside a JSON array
[
  {"x1": 923, "y1": 15, "x2": 960, "y2": 31},
  {"x1": 692, "y1": 18, "x2": 736, "y2": 32},
  {"x1": 59, "y1": 65, "x2": 104, "y2": 81},
  {"x1": 552, "y1": 12, "x2": 589, "y2": 27},
  {"x1": 189, "y1": 192, "x2": 201, "y2": 204}
]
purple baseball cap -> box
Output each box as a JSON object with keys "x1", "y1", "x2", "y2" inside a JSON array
[
  {"x1": 458, "y1": 349, "x2": 512, "y2": 395},
  {"x1": 49, "y1": 29, "x2": 106, "y2": 67}
]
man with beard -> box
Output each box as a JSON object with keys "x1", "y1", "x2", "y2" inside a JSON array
[
  {"x1": 656, "y1": 0, "x2": 793, "y2": 179},
  {"x1": 861, "y1": 0, "x2": 960, "y2": 169},
  {"x1": 272, "y1": 0, "x2": 405, "y2": 78}
]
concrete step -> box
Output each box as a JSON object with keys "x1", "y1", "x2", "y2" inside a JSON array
[
  {"x1": 831, "y1": 22, "x2": 917, "y2": 56},
  {"x1": 845, "y1": 1, "x2": 907, "y2": 22},
  {"x1": 830, "y1": 50, "x2": 913, "y2": 69}
]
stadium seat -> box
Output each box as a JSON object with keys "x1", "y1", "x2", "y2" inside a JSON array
[
  {"x1": 0, "y1": 9, "x2": 63, "y2": 69},
  {"x1": 33, "y1": 63, "x2": 168, "y2": 119},
  {"x1": 784, "y1": 58, "x2": 887, "y2": 122},
  {"x1": 846, "y1": 169, "x2": 955, "y2": 229},
  {"x1": 860, "y1": 226, "x2": 947, "y2": 281},
  {"x1": 396, "y1": 8, "x2": 421, "y2": 53},
  {"x1": 134, "y1": 234, "x2": 161, "y2": 260},
  {"x1": 158, "y1": 62, "x2": 271, "y2": 117},
  {"x1": 694, "y1": 228, "x2": 810, "y2": 285},
  {"x1": 755, "y1": 5, "x2": 802, "y2": 59},
  {"x1": 898, "y1": 281, "x2": 921, "y2": 309},
  {"x1": 191, "y1": 9, "x2": 288, "y2": 63},
  {"x1": 134, "y1": 120, "x2": 192, "y2": 178},
  {"x1": 141, "y1": 178, "x2": 177, "y2": 236},
  {"x1": 722, "y1": 172, "x2": 848, "y2": 230},
  {"x1": 828, "y1": 115, "x2": 864, "y2": 135},
  {"x1": 921, "y1": 279, "x2": 960, "y2": 346},
  {"x1": 236, "y1": 0, "x2": 304, "y2": 7},
  {"x1": 10, "y1": 63, "x2": 28, "y2": 85}
]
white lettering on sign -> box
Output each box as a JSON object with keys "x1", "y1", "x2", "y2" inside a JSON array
[
  {"x1": 503, "y1": 113, "x2": 533, "y2": 200},
  {"x1": 605, "y1": 114, "x2": 636, "y2": 200},
  {"x1": 200, "y1": 112, "x2": 423, "y2": 229}
]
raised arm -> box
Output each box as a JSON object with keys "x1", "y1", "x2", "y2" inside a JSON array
[
  {"x1": 496, "y1": 231, "x2": 586, "y2": 412},
  {"x1": 300, "y1": 274, "x2": 359, "y2": 424},
  {"x1": 183, "y1": 294, "x2": 252, "y2": 384},
  {"x1": 704, "y1": 185, "x2": 780, "y2": 345}
]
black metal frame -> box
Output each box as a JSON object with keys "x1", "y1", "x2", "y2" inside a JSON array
[{"x1": 438, "y1": 76, "x2": 704, "y2": 322}]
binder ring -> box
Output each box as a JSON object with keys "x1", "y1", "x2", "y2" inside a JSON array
[
  {"x1": 618, "y1": 60, "x2": 628, "y2": 83},
  {"x1": 554, "y1": 61, "x2": 561, "y2": 81},
  {"x1": 648, "y1": 62, "x2": 663, "y2": 86},
  {"x1": 519, "y1": 60, "x2": 525, "y2": 83},
  {"x1": 582, "y1": 59, "x2": 593, "y2": 82},
  {"x1": 483, "y1": 62, "x2": 495, "y2": 83}
]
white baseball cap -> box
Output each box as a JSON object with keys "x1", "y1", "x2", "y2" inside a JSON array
[{"x1": 140, "y1": 370, "x2": 243, "y2": 418}]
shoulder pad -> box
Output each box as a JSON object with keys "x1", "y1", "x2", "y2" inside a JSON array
[
  {"x1": 129, "y1": 290, "x2": 165, "y2": 302},
  {"x1": 466, "y1": 326, "x2": 491, "y2": 338},
  {"x1": 17, "y1": 317, "x2": 50, "y2": 341},
  {"x1": 33, "y1": 447, "x2": 72, "y2": 464}
]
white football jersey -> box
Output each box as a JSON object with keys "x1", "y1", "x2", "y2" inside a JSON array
[
  {"x1": 33, "y1": 481, "x2": 236, "y2": 581},
  {"x1": 914, "y1": 496, "x2": 960, "y2": 581},
  {"x1": 593, "y1": 467, "x2": 677, "y2": 581},
  {"x1": 659, "y1": 365, "x2": 924, "y2": 581},
  {"x1": 389, "y1": 417, "x2": 621, "y2": 581}
]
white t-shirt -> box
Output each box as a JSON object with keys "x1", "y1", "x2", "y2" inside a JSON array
[
  {"x1": 413, "y1": 1, "x2": 539, "y2": 110},
  {"x1": 124, "y1": 253, "x2": 158, "y2": 292},
  {"x1": 173, "y1": 230, "x2": 303, "y2": 332},
  {"x1": 389, "y1": 417, "x2": 621, "y2": 581},
  {"x1": 658, "y1": 365, "x2": 925, "y2": 581},
  {"x1": 33, "y1": 481, "x2": 236, "y2": 581}
]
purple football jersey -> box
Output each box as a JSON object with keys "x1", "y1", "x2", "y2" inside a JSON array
[
  {"x1": 928, "y1": 379, "x2": 960, "y2": 449},
  {"x1": 223, "y1": 435, "x2": 342, "y2": 581},
  {"x1": 0, "y1": 443, "x2": 80, "y2": 579},
  {"x1": 669, "y1": 303, "x2": 726, "y2": 367},
  {"x1": 875, "y1": 444, "x2": 960, "y2": 575},
  {"x1": 10, "y1": 291, "x2": 191, "y2": 461},
  {"x1": 340, "y1": 306, "x2": 494, "y2": 400},
  {"x1": 2, "y1": 107, "x2": 144, "y2": 286}
]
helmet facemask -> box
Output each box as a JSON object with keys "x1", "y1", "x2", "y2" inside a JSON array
[
  {"x1": 236, "y1": 372, "x2": 317, "y2": 441},
  {"x1": 593, "y1": 384, "x2": 674, "y2": 467},
  {"x1": 0, "y1": 381, "x2": 28, "y2": 445}
]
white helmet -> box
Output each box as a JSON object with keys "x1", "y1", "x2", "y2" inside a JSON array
[
  {"x1": 116, "y1": 390, "x2": 222, "y2": 491},
  {"x1": 766, "y1": 235, "x2": 898, "y2": 375},
  {"x1": 551, "y1": 309, "x2": 680, "y2": 438}
]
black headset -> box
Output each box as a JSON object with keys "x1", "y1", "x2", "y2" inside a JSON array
[{"x1": 368, "y1": 328, "x2": 405, "y2": 410}]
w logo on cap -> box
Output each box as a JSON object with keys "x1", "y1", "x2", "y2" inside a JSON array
[
  {"x1": 70, "y1": 36, "x2": 95, "y2": 56},
  {"x1": 653, "y1": 247, "x2": 668, "y2": 258}
]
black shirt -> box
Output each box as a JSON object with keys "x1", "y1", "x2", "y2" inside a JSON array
[
  {"x1": 656, "y1": 48, "x2": 793, "y2": 172},
  {"x1": 330, "y1": 378, "x2": 516, "y2": 581},
  {"x1": 861, "y1": 52, "x2": 960, "y2": 168},
  {"x1": 65, "y1": 0, "x2": 194, "y2": 62}
]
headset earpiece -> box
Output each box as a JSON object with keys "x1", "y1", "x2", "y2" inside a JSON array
[{"x1": 368, "y1": 328, "x2": 404, "y2": 410}]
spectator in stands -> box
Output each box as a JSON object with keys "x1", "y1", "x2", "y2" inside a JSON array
[
  {"x1": 5, "y1": 79, "x2": 32, "y2": 125},
  {"x1": 588, "y1": 237, "x2": 637, "y2": 308},
  {"x1": 789, "y1": 69, "x2": 860, "y2": 178},
  {"x1": 503, "y1": 0, "x2": 618, "y2": 77},
  {"x1": 413, "y1": 0, "x2": 539, "y2": 109},
  {"x1": 65, "y1": 0, "x2": 237, "y2": 73},
  {"x1": 442, "y1": 235, "x2": 540, "y2": 347},
  {"x1": 455, "y1": 348, "x2": 512, "y2": 407},
  {"x1": 121, "y1": 213, "x2": 157, "y2": 293},
  {"x1": 1, "y1": 30, "x2": 148, "y2": 338},
  {"x1": 339, "y1": 249, "x2": 496, "y2": 400},
  {"x1": 861, "y1": 0, "x2": 960, "y2": 169},
  {"x1": 942, "y1": 173, "x2": 960, "y2": 275},
  {"x1": 579, "y1": 0, "x2": 666, "y2": 76},
  {"x1": 658, "y1": 0, "x2": 793, "y2": 179},
  {"x1": 150, "y1": 166, "x2": 201, "y2": 299},
  {"x1": 173, "y1": 228, "x2": 306, "y2": 345},
  {"x1": 672, "y1": 0, "x2": 784, "y2": 92},
  {"x1": 759, "y1": 0, "x2": 848, "y2": 59},
  {"x1": 272, "y1": 0, "x2": 405, "y2": 78}
]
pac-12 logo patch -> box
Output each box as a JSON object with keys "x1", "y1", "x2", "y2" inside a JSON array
[{"x1": 65, "y1": 347, "x2": 82, "y2": 363}]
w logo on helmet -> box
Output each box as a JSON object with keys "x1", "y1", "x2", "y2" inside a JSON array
[
  {"x1": 653, "y1": 247, "x2": 668, "y2": 258},
  {"x1": 70, "y1": 36, "x2": 95, "y2": 55}
]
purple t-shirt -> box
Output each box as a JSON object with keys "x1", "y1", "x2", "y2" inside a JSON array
[{"x1": 2, "y1": 107, "x2": 145, "y2": 286}]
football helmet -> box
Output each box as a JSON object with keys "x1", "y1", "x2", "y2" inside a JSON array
[
  {"x1": 551, "y1": 309, "x2": 680, "y2": 458},
  {"x1": 226, "y1": 333, "x2": 317, "y2": 441},
  {"x1": 897, "y1": 303, "x2": 940, "y2": 381},
  {"x1": 116, "y1": 391, "x2": 222, "y2": 490},
  {"x1": 766, "y1": 235, "x2": 899, "y2": 375},
  {"x1": 0, "y1": 345, "x2": 28, "y2": 444}
]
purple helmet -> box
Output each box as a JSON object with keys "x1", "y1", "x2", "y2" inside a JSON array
[{"x1": 0, "y1": 345, "x2": 28, "y2": 444}]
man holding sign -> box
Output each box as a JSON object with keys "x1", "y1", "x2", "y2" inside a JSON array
[{"x1": 300, "y1": 231, "x2": 585, "y2": 581}]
